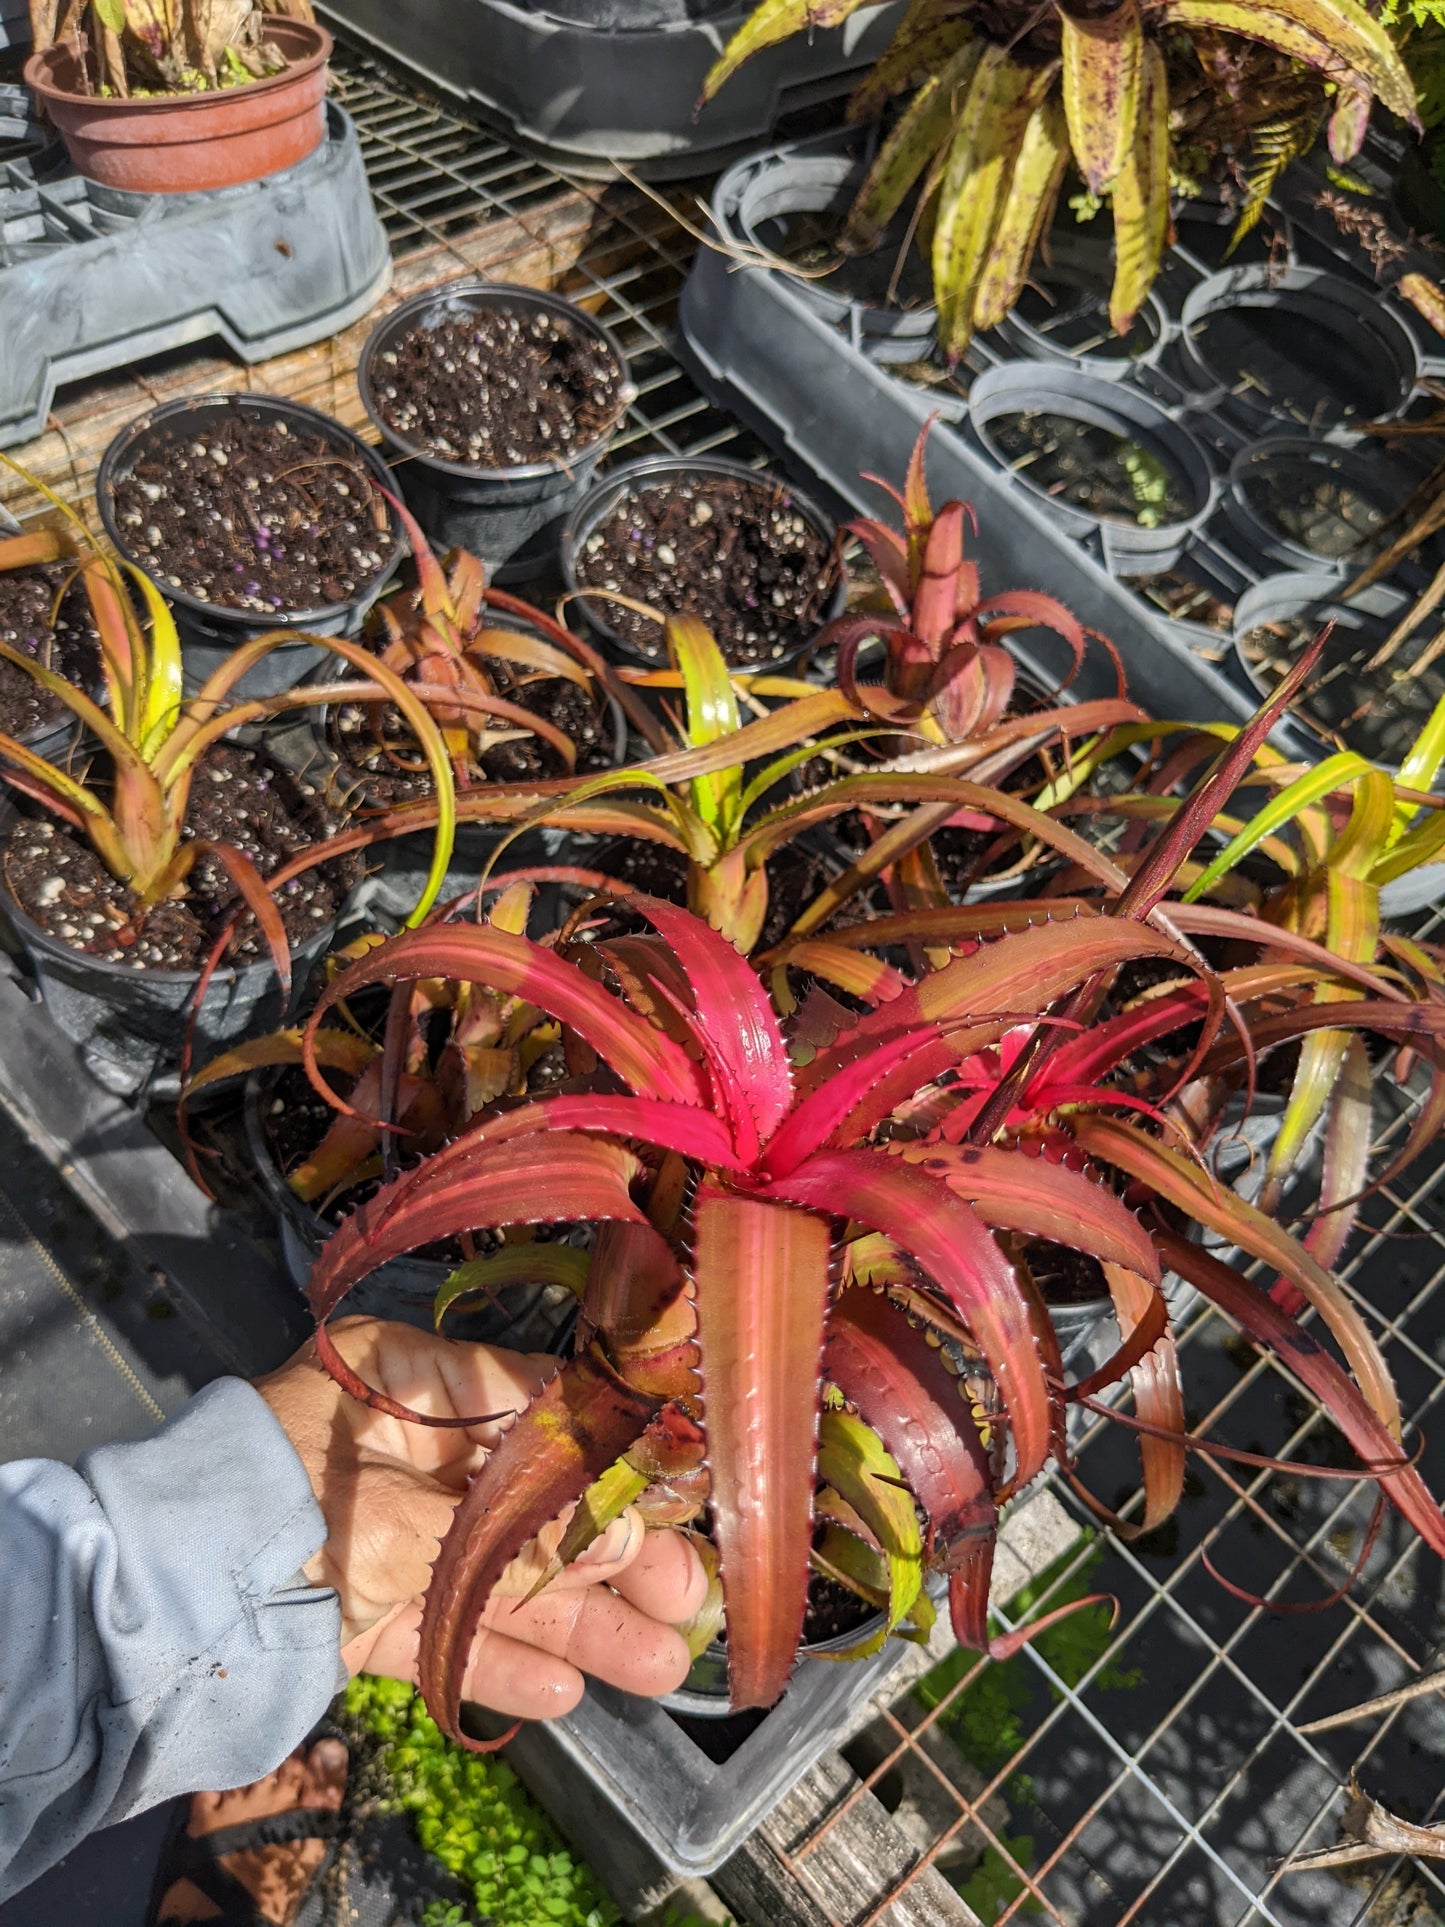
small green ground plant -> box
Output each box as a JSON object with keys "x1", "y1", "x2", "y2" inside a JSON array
[{"x1": 345, "y1": 1675, "x2": 617, "y2": 1927}]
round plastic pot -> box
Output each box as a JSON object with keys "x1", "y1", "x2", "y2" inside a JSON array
[
  {"x1": 96, "y1": 391, "x2": 403, "y2": 705},
  {"x1": 358, "y1": 280, "x2": 630, "y2": 580},
  {"x1": 0, "y1": 865, "x2": 335, "y2": 1098},
  {"x1": 662, "y1": 1606, "x2": 889, "y2": 1721},
  {"x1": 23, "y1": 17, "x2": 330, "y2": 194},
  {"x1": 995, "y1": 233, "x2": 1168, "y2": 380},
  {"x1": 1177, "y1": 265, "x2": 1418, "y2": 438},
  {"x1": 242, "y1": 1067, "x2": 578, "y2": 1341},
  {"x1": 560, "y1": 453, "x2": 845, "y2": 670},
  {"x1": 966, "y1": 361, "x2": 1216, "y2": 574},
  {"x1": 1231, "y1": 570, "x2": 1415, "y2": 768},
  {"x1": 733, "y1": 153, "x2": 936, "y2": 365},
  {"x1": 1220, "y1": 437, "x2": 1417, "y2": 579}
]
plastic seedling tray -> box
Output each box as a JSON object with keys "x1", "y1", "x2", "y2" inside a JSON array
[
  {"x1": 0, "y1": 0, "x2": 27, "y2": 48},
  {"x1": 0, "y1": 101, "x2": 390, "y2": 449},
  {"x1": 318, "y1": 0, "x2": 901, "y2": 177},
  {"x1": 681, "y1": 131, "x2": 1445, "y2": 767}
]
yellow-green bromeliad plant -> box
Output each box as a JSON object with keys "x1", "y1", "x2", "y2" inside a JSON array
[
  {"x1": 703, "y1": 0, "x2": 1426, "y2": 353},
  {"x1": 0, "y1": 479, "x2": 456, "y2": 989}
]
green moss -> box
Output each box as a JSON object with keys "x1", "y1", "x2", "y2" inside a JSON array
[{"x1": 345, "y1": 1676, "x2": 619, "y2": 1927}]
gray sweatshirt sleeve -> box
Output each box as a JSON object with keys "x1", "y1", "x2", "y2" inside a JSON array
[{"x1": 0, "y1": 1377, "x2": 345, "y2": 1902}]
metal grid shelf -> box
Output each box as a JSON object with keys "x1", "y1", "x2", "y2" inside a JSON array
[{"x1": 333, "y1": 41, "x2": 1445, "y2": 1927}]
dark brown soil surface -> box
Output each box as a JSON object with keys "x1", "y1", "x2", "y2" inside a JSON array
[
  {"x1": 0, "y1": 560, "x2": 102, "y2": 739},
  {"x1": 3, "y1": 743, "x2": 360, "y2": 969},
  {"x1": 1240, "y1": 457, "x2": 1387, "y2": 560},
  {"x1": 371, "y1": 305, "x2": 626, "y2": 468},
  {"x1": 329, "y1": 672, "x2": 618, "y2": 807},
  {"x1": 1024, "y1": 1240, "x2": 1109, "y2": 1308},
  {"x1": 111, "y1": 412, "x2": 391, "y2": 616},
  {"x1": 989, "y1": 411, "x2": 1194, "y2": 528},
  {"x1": 573, "y1": 474, "x2": 836, "y2": 666},
  {"x1": 801, "y1": 1569, "x2": 879, "y2": 1646},
  {"x1": 587, "y1": 834, "x2": 836, "y2": 951}
]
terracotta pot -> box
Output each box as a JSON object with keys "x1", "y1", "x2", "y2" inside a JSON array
[{"x1": 24, "y1": 16, "x2": 330, "y2": 194}]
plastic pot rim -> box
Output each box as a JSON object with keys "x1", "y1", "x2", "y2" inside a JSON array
[
  {"x1": 357, "y1": 278, "x2": 633, "y2": 486},
  {"x1": 1223, "y1": 435, "x2": 1405, "y2": 577},
  {"x1": 1178, "y1": 263, "x2": 1420, "y2": 425},
  {"x1": 1231, "y1": 568, "x2": 1413, "y2": 768},
  {"x1": 966, "y1": 359, "x2": 1217, "y2": 541},
  {"x1": 560, "y1": 451, "x2": 846, "y2": 668},
  {"x1": 95, "y1": 390, "x2": 405, "y2": 636},
  {"x1": 23, "y1": 15, "x2": 331, "y2": 120}
]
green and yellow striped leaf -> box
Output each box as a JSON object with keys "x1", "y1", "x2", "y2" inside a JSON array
[
  {"x1": 1060, "y1": 0, "x2": 1143, "y2": 191},
  {"x1": 1109, "y1": 38, "x2": 1170, "y2": 335},
  {"x1": 845, "y1": 41, "x2": 983, "y2": 251},
  {"x1": 973, "y1": 91, "x2": 1071, "y2": 332}
]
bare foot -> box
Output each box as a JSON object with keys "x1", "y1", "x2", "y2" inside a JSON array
[{"x1": 155, "y1": 1736, "x2": 348, "y2": 1926}]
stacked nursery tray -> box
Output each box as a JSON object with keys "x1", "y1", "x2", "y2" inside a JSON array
[{"x1": 682, "y1": 128, "x2": 1445, "y2": 768}]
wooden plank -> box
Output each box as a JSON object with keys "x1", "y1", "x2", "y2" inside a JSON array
[
  {"x1": 0, "y1": 181, "x2": 652, "y2": 527},
  {"x1": 717, "y1": 1753, "x2": 982, "y2": 1927}
]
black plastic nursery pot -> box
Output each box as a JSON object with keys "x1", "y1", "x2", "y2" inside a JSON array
[
  {"x1": 1176, "y1": 264, "x2": 1420, "y2": 437},
  {"x1": 357, "y1": 280, "x2": 632, "y2": 581},
  {"x1": 0, "y1": 881, "x2": 338, "y2": 1100},
  {"x1": 561, "y1": 453, "x2": 845, "y2": 671},
  {"x1": 965, "y1": 360, "x2": 1216, "y2": 576},
  {"x1": 243, "y1": 1067, "x2": 581, "y2": 1344},
  {"x1": 732, "y1": 150, "x2": 936, "y2": 363},
  {"x1": 1220, "y1": 437, "x2": 1418, "y2": 579},
  {"x1": 1231, "y1": 569, "x2": 1430, "y2": 769},
  {"x1": 96, "y1": 392, "x2": 404, "y2": 703}
]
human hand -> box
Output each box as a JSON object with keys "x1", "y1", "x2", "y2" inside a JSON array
[{"x1": 255, "y1": 1317, "x2": 706, "y2": 1720}]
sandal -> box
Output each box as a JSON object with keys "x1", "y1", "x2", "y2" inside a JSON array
[{"x1": 148, "y1": 1728, "x2": 348, "y2": 1927}]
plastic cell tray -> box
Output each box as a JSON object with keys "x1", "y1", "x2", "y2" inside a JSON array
[
  {"x1": 319, "y1": 0, "x2": 901, "y2": 176},
  {"x1": 0, "y1": 99, "x2": 390, "y2": 448}
]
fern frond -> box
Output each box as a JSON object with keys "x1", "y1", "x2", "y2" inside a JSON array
[{"x1": 1228, "y1": 106, "x2": 1324, "y2": 254}]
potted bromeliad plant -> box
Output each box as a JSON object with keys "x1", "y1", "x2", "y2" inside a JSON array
[
  {"x1": 700, "y1": 0, "x2": 1438, "y2": 353},
  {"x1": 290, "y1": 645, "x2": 1445, "y2": 1741},
  {"x1": 0, "y1": 477, "x2": 455, "y2": 1091},
  {"x1": 25, "y1": 0, "x2": 331, "y2": 194}
]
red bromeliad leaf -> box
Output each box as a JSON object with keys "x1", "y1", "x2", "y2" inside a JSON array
[
  {"x1": 793, "y1": 920, "x2": 1193, "y2": 1146},
  {"x1": 692, "y1": 1188, "x2": 832, "y2": 1709},
  {"x1": 308, "y1": 1137, "x2": 646, "y2": 1329},
  {"x1": 1113, "y1": 632, "x2": 1326, "y2": 921},
  {"x1": 1167, "y1": 904, "x2": 1405, "y2": 1003},
  {"x1": 1083, "y1": 1264, "x2": 1185, "y2": 1535},
  {"x1": 464, "y1": 1093, "x2": 748, "y2": 1168},
  {"x1": 304, "y1": 920, "x2": 707, "y2": 1116},
  {"x1": 584, "y1": 1219, "x2": 696, "y2": 1400},
  {"x1": 1154, "y1": 1227, "x2": 1445, "y2": 1559},
  {"x1": 890, "y1": 1141, "x2": 1161, "y2": 1281},
  {"x1": 977, "y1": 589, "x2": 1087, "y2": 671},
  {"x1": 913, "y1": 502, "x2": 968, "y2": 654},
  {"x1": 1290, "y1": 1032, "x2": 1372, "y2": 1311},
  {"x1": 1071, "y1": 1114, "x2": 1401, "y2": 1441},
  {"x1": 618, "y1": 896, "x2": 793, "y2": 1150},
  {"x1": 761, "y1": 1152, "x2": 1052, "y2": 1491},
  {"x1": 417, "y1": 1348, "x2": 663, "y2": 1748},
  {"x1": 824, "y1": 1287, "x2": 998, "y2": 1607}
]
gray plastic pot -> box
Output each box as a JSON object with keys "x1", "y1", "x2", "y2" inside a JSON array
[
  {"x1": 358, "y1": 281, "x2": 631, "y2": 581},
  {"x1": 96, "y1": 391, "x2": 404, "y2": 703},
  {"x1": 0, "y1": 103, "x2": 390, "y2": 453},
  {"x1": 242, "y1": 1066, "x2": 579, "y2": 1342},
  {"x1": 1231, "y1": 569, "x2": 1424, "y2": 768},
  {"x1": 318, "y1": 0, "x2": 900, "y2": 178},
  {"x1": 1177, "y1": 265, "x2": 1419, "y2": 438},
  {"x1": 561, "y1": 452, "x2": 845, "y2": 669},
  {"x1": 733, "y1": 152, "x2": 937, "y2": 364},
  {"x1": 1220, "y1": 437, "x2": 1416, "y2": 579},
  {"x1": 995, "y1": 233, "x2": 1169, "y2": 380},
  {"x1": 966, "y1": 360, "x2": 1217, "y2": 575}
]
